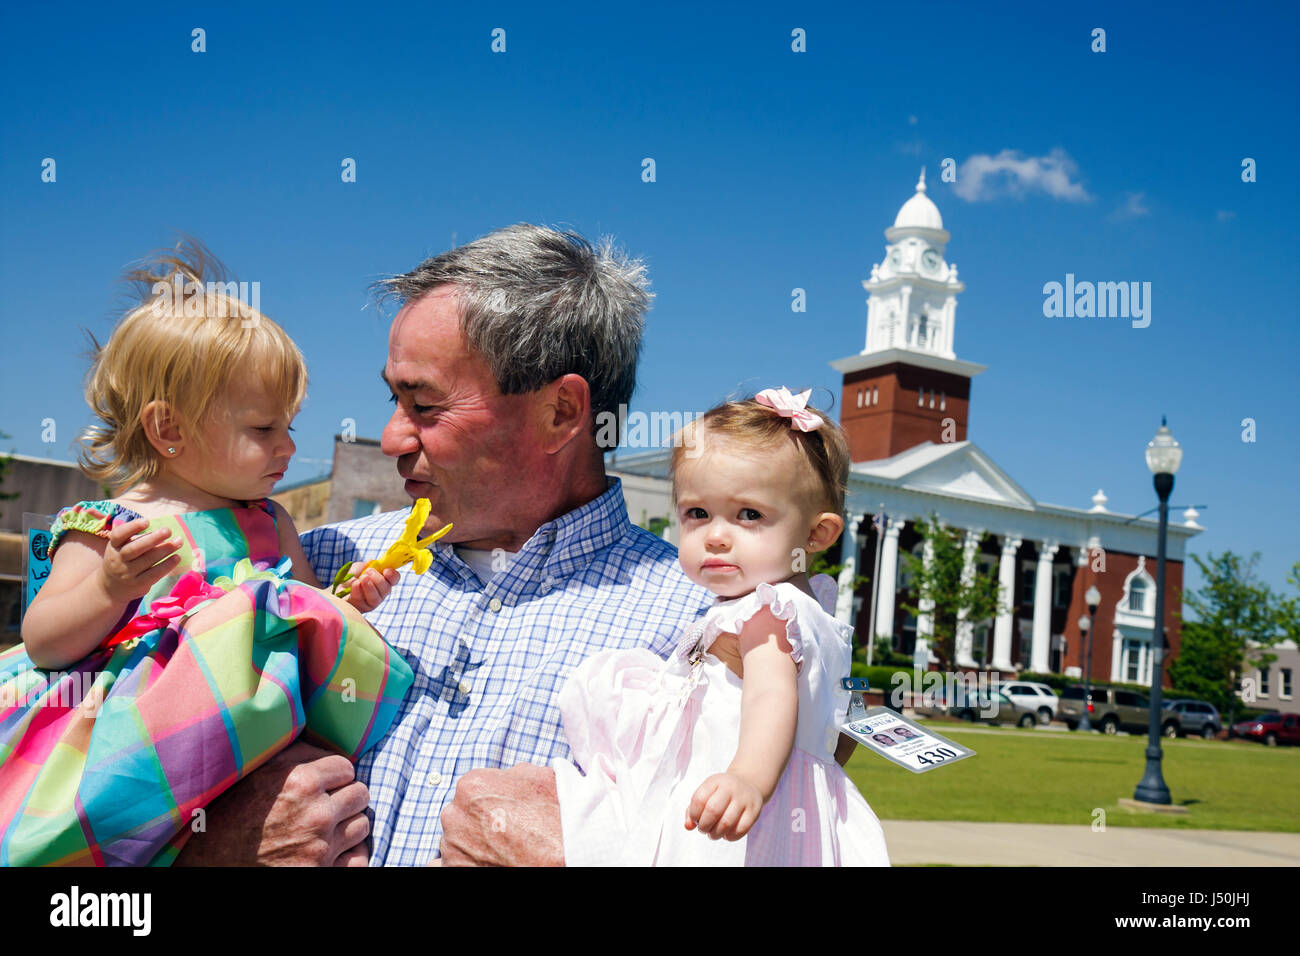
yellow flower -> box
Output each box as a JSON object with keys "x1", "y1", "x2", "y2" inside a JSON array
[{"x1": 331, "y1": 499, "x2": 452, "y2": 596}]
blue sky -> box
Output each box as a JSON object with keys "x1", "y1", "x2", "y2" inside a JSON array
[{"x1": 1, "y1": 1, "x2": 1297, "y2": 598}]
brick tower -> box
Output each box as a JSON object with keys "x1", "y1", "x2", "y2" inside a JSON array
[{"x1": 831, "y1": 170, "x2": 986, "y2": 462}]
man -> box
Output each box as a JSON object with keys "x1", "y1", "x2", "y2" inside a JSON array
[{"x1": 177, "y1": 223, "x2": 712, "y2": 866}]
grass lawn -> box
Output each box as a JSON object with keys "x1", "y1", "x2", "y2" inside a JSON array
[{"x1": 843, "y1": 721, "x2": 1300, "y2": 832}]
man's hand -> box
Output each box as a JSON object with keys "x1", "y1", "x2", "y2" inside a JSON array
[
  {"x1": 685, "y1": 772, "x2": 763, "y2": 841},
  {"x1": 174, "y1": 741, "x2": 371, "y2": 866},
  {"x1": 438, "y1": 764, "x2": 564, "y2": 866}
]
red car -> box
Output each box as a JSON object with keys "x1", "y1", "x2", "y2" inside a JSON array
[{"x1": 1230, "y1": 712, "x2": 1300, "y2": 746}]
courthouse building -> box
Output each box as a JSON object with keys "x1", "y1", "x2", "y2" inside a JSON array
[{"x1": 610, "y1": 172, "x2": 1204, "y2": 685}]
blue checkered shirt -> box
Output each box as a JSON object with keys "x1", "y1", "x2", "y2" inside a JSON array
[{"x1": 301, "y1": 477, "x2": 712, "y2": 866}]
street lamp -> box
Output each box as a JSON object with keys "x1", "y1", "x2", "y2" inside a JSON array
[
  {"x1": 1077, "y1": 585, "x2": 1101, "y2": 731},
  {"x1": 1134, "y1": 417, "x2": 1181, "y2": 805}
]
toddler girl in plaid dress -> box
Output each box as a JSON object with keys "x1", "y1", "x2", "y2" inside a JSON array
[
  {"x1": 0, "y1": 241, "x2": 412, "y2": 866},
  {"x1": 554, "y1": 389, "x2": 890, "y2": 865}
]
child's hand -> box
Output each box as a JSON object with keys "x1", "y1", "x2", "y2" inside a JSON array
[
  {"x1": 96, "y1": 517, "x2": 185, "y2": 604},
  {"x1": 685, "y1": 772, "x2": 764, "y2": 841},
  {"x1": 341, "y1": 564, "x2": 400, "y2": 613}
]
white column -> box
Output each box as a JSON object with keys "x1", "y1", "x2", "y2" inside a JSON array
[
  {"x1": 955, "y1": 529, "x2": 981, "y2": 668},
  {"x1": 874, "y1": 517, "x2": 905, "y2": 642},
  {"x1": 1110, "y1": 629, "x2": 1122, "y2": 682},
  {"x1": 835, "y1": 514, "x2": 862, "y2": 625},
  {"x1": 1031, "y1": 543, "x2": 1059, "y2": 674},
  {"x1": 992, "y1": 535, "x2": 1021, "y2": 671},
  {"x1": 915, "y1": 536, "x2": 936, "y2": 663}
]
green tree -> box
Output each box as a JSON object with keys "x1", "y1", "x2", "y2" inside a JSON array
[
  {"x1": 1276, "y1": 562, "x2": 1300, "y2": 646},
  {"x1": 1169, "y1": 551, "x2": 1280, "y2": 725},
  {"x1": 897, "y1": 513, "x2": 1004, "y2": 669}
]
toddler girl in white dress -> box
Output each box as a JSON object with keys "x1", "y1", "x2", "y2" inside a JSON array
[{"x1": 553, "y1": 388, "x2": 891, "y2": 865}]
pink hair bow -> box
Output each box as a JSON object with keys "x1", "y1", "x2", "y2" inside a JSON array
[{"x1": 754, "y1": 387, "x2": 822, "y2": 432}]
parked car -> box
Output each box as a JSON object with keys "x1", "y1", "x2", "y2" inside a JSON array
[
  {"x1": 1059, "y1": 686, "x2": 1178, "y2": 735},
  {"x1": 1162, "y1": 699, "x2": 1222, "y2": 738},
  {"x1": 1230, "y1": 712, "x2": 1300, "y2": 746},
  {"x1": 992, "y1": 681, "x2": 1060, "y2": 723},
  {"x1": 951, "y1": 689, "x2": 1040, "y2": 728}
]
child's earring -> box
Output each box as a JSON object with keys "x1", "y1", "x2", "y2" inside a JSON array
[{"x1": 167, "y1": 446, "x2": 177, "y2": 456}]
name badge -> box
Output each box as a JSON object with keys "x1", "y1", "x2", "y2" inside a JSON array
[{"x1": 841, "y1": 705, "x2": 976, "y2": 774}]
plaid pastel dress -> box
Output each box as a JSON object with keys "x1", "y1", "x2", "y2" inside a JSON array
[{"x1": 0, "y1": 499, "x2": 413, "y2": 866}]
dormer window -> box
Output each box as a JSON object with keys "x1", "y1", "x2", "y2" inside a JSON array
[{"x1": 1128, "y1": 577, "x2": 1148, "y2": 613}]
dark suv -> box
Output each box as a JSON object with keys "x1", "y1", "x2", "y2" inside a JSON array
[
  {"x1": 1059, "y1": 686, "x2": 1177, "y2": 735},
  {"x1": 1163, "y1": 699, "x2": 1222, "y2": 739}
]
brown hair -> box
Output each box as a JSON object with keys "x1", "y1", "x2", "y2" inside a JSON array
[{"x1": 670, "y1": 394, "x2": 850, "y2": 515}]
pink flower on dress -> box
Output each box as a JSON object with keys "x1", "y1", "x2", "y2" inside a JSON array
[{"x1": 101, "y1": 571, "x2": 227, "y2": 650}]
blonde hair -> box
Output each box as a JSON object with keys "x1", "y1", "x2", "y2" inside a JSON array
[
  {"x1": 78, "y1": 238, "x2": 307, "y2": 492},
  {"x1": 670, "y1": 394, "x2": 850, "y2": 515}
]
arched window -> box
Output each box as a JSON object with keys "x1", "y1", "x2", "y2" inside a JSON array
[{"x1": 1128, "y1": 576, "x2": 1148, "y2": 613}]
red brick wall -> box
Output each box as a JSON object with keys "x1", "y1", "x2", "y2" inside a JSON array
[
  {"x1": 1062, "y1": 549, "x2": 1184, "y2": 688},
  {"x1": 840, "y1": 363, "x2": 972, "y2": 462}
]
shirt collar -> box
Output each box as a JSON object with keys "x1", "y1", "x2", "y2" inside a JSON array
[{"x1": 427, "y1": 476, "x2": 635, "y2": 590}]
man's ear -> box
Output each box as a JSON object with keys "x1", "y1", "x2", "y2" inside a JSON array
[
  {"x1": 537, "y1": 374, "x2": 592, "y2": 455},
  {"x1": 807, "y1": 511, "x2": 845, "y2": 553},
  {"x1": 140, "y1": 400, "x2": 185, "y2": 457}
]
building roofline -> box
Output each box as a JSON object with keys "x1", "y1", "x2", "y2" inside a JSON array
[{"x1": 1, "y1": 453, "x2": 83, "y2": 469}]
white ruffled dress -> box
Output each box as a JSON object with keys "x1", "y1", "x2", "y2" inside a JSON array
[{"x1": 552, "y1": 575, "x2": 891, "y2": 866}]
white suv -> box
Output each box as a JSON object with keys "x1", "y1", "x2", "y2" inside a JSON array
[{"x1": 993, "y1": 682, "x2": 1059, "y2": 723}]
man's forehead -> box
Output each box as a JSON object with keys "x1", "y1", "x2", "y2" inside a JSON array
[{"x1": 381, "y1": 367, "x2": 449, "y2": 395}]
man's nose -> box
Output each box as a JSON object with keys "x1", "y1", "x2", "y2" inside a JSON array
[{"x1": 381, "y1": 405, "x2": 419, "y2": 459}]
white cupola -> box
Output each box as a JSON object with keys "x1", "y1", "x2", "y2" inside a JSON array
[{"x1": 862, "y1": 169, "x2": 965, "y2": 359}]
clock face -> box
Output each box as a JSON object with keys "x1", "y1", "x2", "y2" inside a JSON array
[
  {"x1": 888, "y1": 248, "x2": 902, "y2": 268},
  {"x1": 921, "y1": 249, "x2": 941, "y2": 274}
]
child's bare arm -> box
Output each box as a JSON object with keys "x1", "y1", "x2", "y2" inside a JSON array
[
  {"x1": 271, "y1": 501, "x2": 323, "y2": 588},
  {"x1": 21, "y1": 519, "x2": 184, "y2": 670},
  {"x1": 271, "y1": 500, "x2": 398, "y2": 612},
  {"x1": 686, "y1": 606, "x2": 798, "y2": 840},
  {"x1": 728, "y1": 607, "x2": 799, "y2": 794}
]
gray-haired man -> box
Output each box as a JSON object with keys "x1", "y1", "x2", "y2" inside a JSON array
[{"x1": 177, "y1": 224, "x2": 712, "y2": 866}]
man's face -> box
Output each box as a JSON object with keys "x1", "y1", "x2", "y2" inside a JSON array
[{"x1": 381, "y1": 286, "x2": 545, "y2": 550}]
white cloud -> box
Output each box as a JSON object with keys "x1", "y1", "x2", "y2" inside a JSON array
[
  {"x1": 895, "y1": 139, "x2": 925, "y2": 156},
  {"x1": 952, "y1": 148, "x2": 1091, "y2": 202},
  {"x1": 907, "y1": 115, "x2": 919, "y2": 125},
  {"x1": 1216, "y1": 209, "x2": 1237, "y2": 222},
  {"x1": 1108, "y1": 191, "x2": 1150, "y2": 221}
]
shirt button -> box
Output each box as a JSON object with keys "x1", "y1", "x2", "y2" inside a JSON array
[
  {"x1": 457, "y1": 679, "x2": 472, "y2": 695},
  {"x1": 488, "y1": 598, "x2": 502, "y2": 612},
  {"x1": 427, "y1": 771, "x2": 442, "y2": 787}
]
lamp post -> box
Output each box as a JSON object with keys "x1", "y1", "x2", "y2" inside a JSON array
[
  {"x1": 1134, "y1": 417, "x2": 1181, "y2": 805},
  {"x1": 1077, "y1": 585, "x2": 1101, "y2": 731}
]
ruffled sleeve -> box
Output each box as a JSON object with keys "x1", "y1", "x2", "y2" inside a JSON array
[
  {"x1": 683, "y1": 581, "x2": 806, "y2": 673},
  {"x1": 48, "y1": 500, "x2": 142, "y2": 556}
]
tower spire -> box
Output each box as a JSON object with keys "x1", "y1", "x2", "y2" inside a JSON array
[{"x1": 917, "y1": 166, "x2": 926, "y2": 192}]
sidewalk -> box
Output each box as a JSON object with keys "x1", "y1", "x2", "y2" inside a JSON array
[{"x1": 880, "y1": 820, "x2": 1300, "y2": 866}]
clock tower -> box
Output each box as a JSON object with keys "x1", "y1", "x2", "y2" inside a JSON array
[{"x1": 832, "y1": 170, "x2": 987, "y2": 462}]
